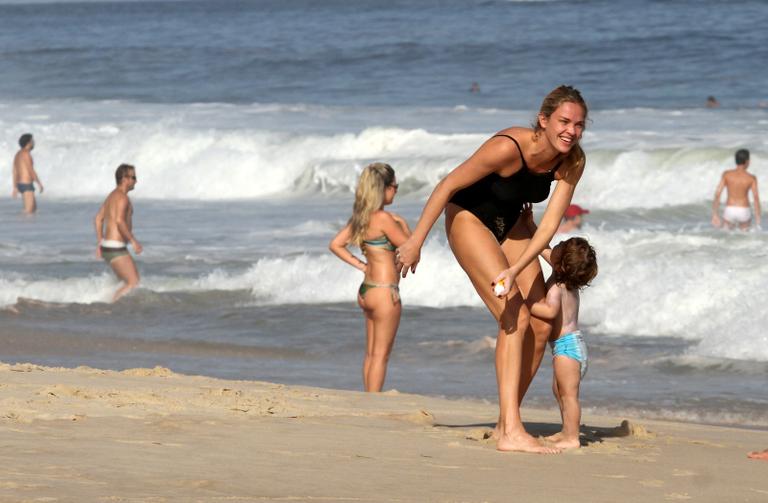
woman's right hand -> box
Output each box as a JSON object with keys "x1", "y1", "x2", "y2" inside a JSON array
[
  {"x1": 396, "y1": 236, "x2": 421, "y2": 277},
  {"x1": 492, "y1": 267, "x2": 519, "y2": 297}
]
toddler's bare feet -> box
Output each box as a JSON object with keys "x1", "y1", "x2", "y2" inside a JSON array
[
  {"x1": 553, "y1": 437, "x2": 581, "y2": 450},
  {"x1": 544, "y1": 432, "x2": 563, "y2": 443}
]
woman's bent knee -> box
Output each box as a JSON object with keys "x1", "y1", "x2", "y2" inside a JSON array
[{"x1": 499, "y1": 299, "x2": 529, "y2": 333}]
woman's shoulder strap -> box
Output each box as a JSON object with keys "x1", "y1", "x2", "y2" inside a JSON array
[{"x1": 492, "y1": 134, "x2": 528, "y2": 170}]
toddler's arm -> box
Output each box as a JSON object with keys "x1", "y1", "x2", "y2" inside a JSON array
[
  {"x1": 539, "y1": 247, "x2": 552, "y2": 265},
  {"x1": 530, "y1": 283, "x2": 562, "y2": 320}
]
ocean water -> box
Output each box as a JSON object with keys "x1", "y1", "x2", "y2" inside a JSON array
[{"x1": 1, "y1": 0, "x2": 767, "y2": 429}]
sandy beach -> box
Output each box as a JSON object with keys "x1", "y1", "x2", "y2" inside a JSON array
[
  {"x1": 2, "y1": 1, "x2": 768, "y2": 501},
  {"x1": 0, "y1": 362, "x2": 765, "y2": 502}
]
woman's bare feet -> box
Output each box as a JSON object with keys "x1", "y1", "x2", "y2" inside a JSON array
[
  {"x1": 497, "y1": 431, "x2": 561, "y2": 454},
  {"x1": 747, "y1": 449, "x2": 768, "y2": 461}
]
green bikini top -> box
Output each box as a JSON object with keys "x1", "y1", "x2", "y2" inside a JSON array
[{"x1": 362, "y1": 235, "x2": 396, "y2": 252}]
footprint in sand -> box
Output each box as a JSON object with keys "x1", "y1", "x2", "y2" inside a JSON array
[
  {"x1": 190, "y1": 479, "x2": 215, "y2": 489},
  {"x1": 2, "y1": 411, "x2": 21, "y2": 421},
  {"x1": 464, "y1": 428, "x2": 494, "y2": 443},
  {"x1": 609, "y1": 420, "x2": 655, "y2": 439},
  {"x1": 664, "y1": 493, "x2": 692, "y2": 500},
  {"x1": 121, "y1": 366, "x2": 175, "y2": 377},
  {"x1": 639, "y1": 479, "x2": 665, "y2": 488},
  {"x1": 114, "y1": 439, "x2": 184, "y2": 447},
  {"x1": 9, "y1": 363, "x2": 44, "y2": 373},
  {"x1": 203, "y1": 387, "x2": 243, "y2": 397},
  {"x1": 391, "y1": 409, "x2": 434, "y2": 426},
  {"x1": 688, "y1": 439, "x2": 725, "y2": 448}
]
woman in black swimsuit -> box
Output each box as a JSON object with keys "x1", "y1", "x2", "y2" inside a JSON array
[{"x1": 396, "y1": 86, "x2": 588, "y2": 453}]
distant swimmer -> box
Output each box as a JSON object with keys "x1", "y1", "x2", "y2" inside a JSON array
[
  {"x1": 748, "y1": 449, "x2": 768, "y2": 461},
  {"x1": 469, "y1": 82, "x2": 481, "y2": 93},
  {"x1": 711, "y1": 149, "x2": 761, "y2": 230},
  {"x1": 557, "y1": 204, "x2": 589, "y2": 234},
  {"x1": 12, "y1": 133, "x2": 44, "y2": 213},
  {"x1": 706, "y1": 96, "x2": 720, "y2": 108},
  {"x1": 94, "y1": 164, "x2": 143, "y2": 302}
]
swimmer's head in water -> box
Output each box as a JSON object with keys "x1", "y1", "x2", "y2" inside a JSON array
[
  {"x1": 18, "y1": 133, "x2": 33, "y2": 149},
  {"x1": 735, "y1": 149, "x2": 750, "y2": 166},
  {"x1": 115, "y1": 163, "x2": 136, "y2": 185},
  {"x1": 534, "y1": 85, "x2": 588, "y2": 134},
  {"x1": 550, "y1": 237, "x2": 597, "y2": 291}
]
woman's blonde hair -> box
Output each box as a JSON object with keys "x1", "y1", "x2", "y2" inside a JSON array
[
  {"x1": 533, "y1": 85, "x2": 588, "y2": 176},
  {"x1": 349, "y1": 162, "x2": 396, "y2": 247}
]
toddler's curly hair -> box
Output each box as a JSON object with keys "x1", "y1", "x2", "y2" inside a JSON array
[{"x1": 551, "y1": 237, "x2": 597, "y2": 291}]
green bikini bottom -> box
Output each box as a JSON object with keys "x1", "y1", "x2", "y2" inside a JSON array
[{"x1": 358, "y1": 281, "x2": 400, "y2": 304}]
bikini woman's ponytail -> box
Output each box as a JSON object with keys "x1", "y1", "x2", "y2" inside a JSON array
[{"x1": 349, "y1": 163, "x2": 395, "y2": 248}]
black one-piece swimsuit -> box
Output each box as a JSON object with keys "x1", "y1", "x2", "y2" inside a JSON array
[{"x1": 449, "y1": 135, "x2": 562, "y2": 242}]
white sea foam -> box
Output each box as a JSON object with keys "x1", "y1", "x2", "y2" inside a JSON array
[
  {"x1": 1, "y1": 100, "x2": 765, "y2": 207},
  {"x1": 2, "y1": 100, "x2": 767, "y2": 363},
  {"x1": 0, "y1": 274, "x2": 115, "y2": 306},
  {"x1": 3, "y1": 226, "x2": 767, "y2": 362},
  {"x1": 580, "y1": 405, "x2": 768, "y2": 429},
  {"x1": 580, "y1": 228, "x2": 768, "y2": 362}
]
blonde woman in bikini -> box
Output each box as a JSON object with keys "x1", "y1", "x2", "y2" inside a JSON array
[{"x1": 330, "y1": 163, "x2": 411, "y2": 392}]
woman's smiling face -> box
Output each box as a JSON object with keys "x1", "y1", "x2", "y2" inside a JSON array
[{"x1": 539, "y1": 101, "x2": 586, "y2": 154}]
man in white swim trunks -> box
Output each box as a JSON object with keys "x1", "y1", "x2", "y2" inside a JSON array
[
  {"x1": 94, "y1": 164, "x2": 143, "y2": 302},
  {"x1": 712, "y1": 149, "x2": 761, "y2": 230}
]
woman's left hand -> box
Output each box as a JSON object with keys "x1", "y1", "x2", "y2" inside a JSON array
[{"x1": 395, "y1": 236, "x2": 421, "y2": 277}]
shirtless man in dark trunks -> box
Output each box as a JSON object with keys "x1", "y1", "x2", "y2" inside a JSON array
[
  {"x1": 94, "y1": 164, "x2": 143, "y2": 302},
  {"x1": 12, "y1": 133, "x2": 44, "y2": 213}
]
